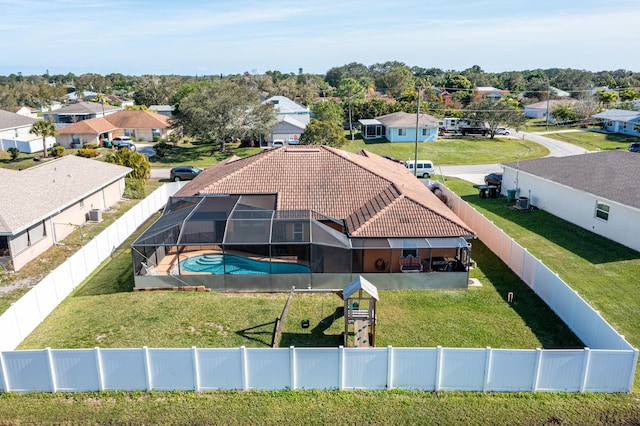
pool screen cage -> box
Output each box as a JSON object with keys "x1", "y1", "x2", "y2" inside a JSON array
[{"x1": 131, "y1": 194, "x2": 353, "y2": 276}]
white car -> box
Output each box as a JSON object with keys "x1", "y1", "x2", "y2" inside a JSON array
[{"x1": 495, "y1": 127, "x2": 510, "y2": 135}]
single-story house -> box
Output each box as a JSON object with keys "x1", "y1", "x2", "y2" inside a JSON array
[
  {"x1": 262, "y1": 96, "x2": 310, "y2": 147},
  {"x1": 12, "y1": 106, "x2": 38, "y2": 118},
  {"x1": 0, "y1": 156, "x2": 131, "y2": 271},
  {"x1": 592, "y1": 109, "x2": 640, "y2": 136},
  {"x1": 501, "y1": 150, "x2": 640, "y2": 253},
  {"x1": 149, "y1": 105, "x2": 175, "y2": 117},
  {"x1": 43, "y1": 101, "x2": 123, "y2": 127},
  {"x1": 474, "y1": 87, "x2": 508, "y2": 102},
  {"x1": 359, "y1": 111, "x2": 440, "y2": 142},
  {"x1": 0, "y1": 109, "x2": 55, "y2": 154},
  {"x1": 55, "y1": 110, "x2": 173, "y2": 148},
  {"x1": 268, "y1": 115, "x2": 306, "y2": 145},
  {"x1": 132, "y1": 146, "x2": 475, "y2": 291},
  {"x1": 524, "y1": 99, "x2": 577, "y2": 120}
]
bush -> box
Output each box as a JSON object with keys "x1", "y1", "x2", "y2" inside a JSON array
[
  {"x1": 77, "y1": 148, "x2": 99, "y2": 158},
  {"x1": 7, "y1": 147, "x2": 20, "y2": 160},
  {"x1": 49, "y1": 145, "x2": 65, "y2": 157},
  {"x1": 83, "y1": 143, "x2": 98, "y2": 149},
  {"x1": 123, "y1": 177, "x2": 145, "y2": 199},
  {"x1": 153, "y1": 135, "x2": 161, "y2": 142},
  {"x1": 153, "y1": 141, "x2": 172, "y2": 158}
]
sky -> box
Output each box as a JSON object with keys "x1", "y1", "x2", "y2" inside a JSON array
[{"x1": 1, "y1": 0, "x2": 639, "y2": 77}]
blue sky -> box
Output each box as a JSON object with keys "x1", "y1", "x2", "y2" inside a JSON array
[{"x1": 1, "y1": 0, "x2": 639, "y2": 76}]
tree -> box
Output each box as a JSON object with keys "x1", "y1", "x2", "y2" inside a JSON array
[
  {"x1": 30, "y1": 119, "x2": 57, "y2": 158},
  {"x1": 336, "y1": 78, "x2": 365, "y2": 140},
  {"x1": 311, "y1": 101, "x2": 343, "y2": 125},
  {"x1": 463, "y1": 99, "x2": 525, "y2": 139},
  {"x1": 106, "y1": 149, "x2": 151, "y2": 198},
  {"x1": 299, "y1": 120, "x2": 346, "y2": 147},
  {"x1": 596, "y1": 90, "x2": 619, "y2": 107},
  {"x1": 175, "y1": 80, "x2": 277, "y2": 152},
  {"x1": 551, "y1": 104, "x2": 577, "y2": 124}
]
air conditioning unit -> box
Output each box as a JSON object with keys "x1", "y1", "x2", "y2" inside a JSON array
[
  {"x1": 515, "y1": 197, "x2": 530, "y2": 210},
  {"x1": 88, "y1": 208, "x2": 102, "y2": 222}
]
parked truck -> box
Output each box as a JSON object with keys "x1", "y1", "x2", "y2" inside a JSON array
[{"x1": 440, "y1": 118, "x2": 489, "y2": 136}]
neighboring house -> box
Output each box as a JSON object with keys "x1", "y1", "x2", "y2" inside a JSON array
[
  {"x1": 104, "y1": 95, "x2": 135, "y2": 108},
  {"x1": 55, "y1": 110, "x2": 172, "y2": 147},
  {"x1": 475, "y1": 87, "x2": 508, "y2": 102},
  {"x1": 43, "y1": 101, "x2": 123, "y2": 127},
  {"x1": 0, "y1": 109, "x2": 55, "y2": 154},
  {"x1": 0, "y1": 156, "x2": 131, "y2": 271},
  {"x1": 359, "y1": 111, "x2": 440, "y2": 142},
  {"x1": 501, "y1": 150, "x2": 640, "y2": 253},
  {"x1": 592, "y1": 109, "x2": 640, "y2": 136},
  {"x1": 524, "y1": 99, "x2": 577, "y2": 120},
  {"x1": 149, "y1": 105, "x2": 175, "y2": 117},
  {"x1": 132, "y1": 146, "x2": 475, "y2": 290},
  {"x1": 262, "y1": 96, "x2": 310, "y2": 147},
  {"x1": 12, "y1": 106, "x2": 37, "y2": 118}
]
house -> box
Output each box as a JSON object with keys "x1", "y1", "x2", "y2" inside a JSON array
[
  {"x1": 0, "y1": 109, "x2": 55, "y2": 154},
  {"x1": 264, "y1": 95, "x2": 311, "y2": 125},
  {"x1": 0, "y1": 156, "x2": 131, "y2": 271},
  {"x1": 592, "y1": 109, "x2": 640, "y2": 136},
  {"x1": 474, "y1": 87, "x2": 508, "y2": 102},
  {"x1": 149, "y1": 105, "x2": 175, "y2": 117},
  {"x1": 359, "y1": 111, "x2": 440, "y2": 142},
  {"x1": 524, "y1": 99, "x2": 577, "y2": 120},
  {"x1": 43, "y1": 101, "x2": 123, "y2": 127},
  {"x1": 269, "y1": 115, "x2": 305, "y2": 145},
  {"x1": 12, "y1": 106, "x2": 37, "y2": 118},
  {"x1": 55, "y1": 110, "x2": 173, "y2": 148},
  {"x1": 132, "y1": 146, "x2": 475, "y2": 291},
  {"x1": 262, "y1": 96, "x2": 310, "y2": 147},
  {"x1": 501, "y1": 150, "x2": 640, "y2": 253}
]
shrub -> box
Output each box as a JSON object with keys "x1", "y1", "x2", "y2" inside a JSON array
[
  {"x1": 49, "y1": 145, "x2": 65, "y2": 157},
  {"x1": 123, "y1": 177, "x2": 145, "y2": 199},
  {"x1": 153, "y1": 141, "x2": 172, "y2": 158},
  {"x1": 153, "y1": 135, "x2": 161, "y2": 142},
  {"x1": 7, "y1": 147, "x2": 20, "y2": 160},
  {"x1": 83, "y1": 143, "x2": 98, "y2": 149},
  {"x1": 77, "y1": 148, "x2": 99, "y2": 158}
]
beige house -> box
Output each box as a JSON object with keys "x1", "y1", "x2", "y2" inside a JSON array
[
  {"x1": 0, "y1": 109, "x2": 55, "y2": 154},
  {"x1": 0, "y1": 156, "x2": 131, "y2": 271}
]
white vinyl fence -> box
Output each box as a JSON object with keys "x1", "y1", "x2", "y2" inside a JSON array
[{"x1": 0, "y1": 183, "x2": 637, "y2": 393}]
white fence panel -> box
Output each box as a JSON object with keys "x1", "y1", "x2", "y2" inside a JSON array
[
  {"x1": 536, "y1": 350, "x2": 584, "y2": 392},
  {"x1": 584, "y1": 350, "x2": 638, "y2": 392},
  {"x1": 100, "y1": 348, "x2": 147, "y2": 391},
  {"x1": 439, "y1": 348, "x2": 486, "y2": 391},
  {"x1": 485, "y1": 349, "x2": 537, "y2": 392},
  {"x1": 521, "y1": 253, "x2": 539, "y2": 289},
  {"x1": 197, "y1": 348, "x2": 244, "y2": 390},
  {"x1": 389, "y1": 348, "x2": 437, "y2": 390},
  {"x1": 499, "y1": 233, "x2": 512, "y2": 265},
  {"x1": 0, "y1": 308, "x2": 20, "y2": 352},
  {"x1": 51, "y1": 349, "x2": 100, "y2": 392},
  {"x1": 49, "y1": 263, "x2": 74, "y2": 302},
  {"x1": 82, "y1": 239, "x2": 101, "y2": 273},
  {"x1": 488, "y1": 223, "x2": 502, "y2": 255},
  {"x1": 67, "y1": 251, "x2": 88, "y2": 289},
  {"x1": 32, "y1": 276, "x2": 59, "y2": 321},
  {"x1": 10, "y1": 290, "x2": 41, "y2": 341},
  {"x1": 1, "y1": 349, "x2": 52, "y2": 392},
  {"x1": 551, "y1": 280, "x2": 578, "y2": 328},
  {"x1": 534, "y1": 262, "x2": 557, "y2": 306},
  {"x1": 294, "y1": 348, "x2": 340, "y2": 390},
  {"x1": 148, "y1": 348, "x2": 195, "y2": 391},
  {"x1": 245, "y1": 348, "x2": 290, "y2": 390},
  {"x1": 509, "y1": 242, "x2": 525, "y2": 278},
  {"x1": 591, "y1": 317, "x2": 633, "y2": 350},
  {"x1": 343, "y1": 348, "x2": 388, "y2": 390}
]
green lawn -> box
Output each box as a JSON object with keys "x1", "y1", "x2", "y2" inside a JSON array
[
  {"x1": 146, "y1": 140, "x2": 262, "y2": 169},
  {"x1": 540, "y1": 129, "x2": 637, "y2": 151}
]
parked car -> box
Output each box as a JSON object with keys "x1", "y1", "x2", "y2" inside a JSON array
[
  {"x1": 170, "y1": 166, "x2": 202, "y2": 181},
  {"x1": 272, "y1": 139, "x2": 285, "y2": 148},
  {"x1": 382, "y1": 155, "x2": 403, "y2": 164},
  {"x1": 495, "y1": 127, "x2": 510, "y2": 136},
  {"x1": 629, "y1": 142, "x2": 640, "y2": 153},
  {"x1": 112, "y1": 136, "x2": 134, "y2": 147},
  {"x1": 484, "y1": 172, "x2": 503, "y2": 187},
  {"x1": 404, "y1": 160, "x2": 435, "y2": 178}
]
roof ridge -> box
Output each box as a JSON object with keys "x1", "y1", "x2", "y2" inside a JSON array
[{"x1": 354, "y1": 193, "x2": 404, "y2": 234}]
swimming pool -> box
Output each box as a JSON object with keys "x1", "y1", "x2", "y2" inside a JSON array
[{"x1": 179, "y1": 254, "x2": 311, "y2": 275}]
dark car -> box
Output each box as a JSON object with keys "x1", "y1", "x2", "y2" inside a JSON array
[
  {"x1": 382, "y1": 155, "x2": 403, "y2": 164},
  {"x1": 484, "y1": 172, "x2": 503, "y2": 186},
  {"x1": 170, "y1": 166, "x2": 202, "y2": 181},
  {"x1": 629, "y1": 142, "x2": 640, "y2": 153}
]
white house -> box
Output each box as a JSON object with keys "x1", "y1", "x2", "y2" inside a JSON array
[
  {"x1": 592, "y1": 109, "x2": 640, "y2": 136},
  {"x1": 264, "y1": 95, "x2": 310, "y2": 125},
  {"x1": 0, "y1": 109, "x2": 55, "y2": 154},
  {"x1": 359, "y1": 112, "x2": 440, "y2": 142},
  {"x1": 501, "y1": 150, "x2": 640, "y2": 253},
  {"x1": 524, "y1": 99, "x2": 577, "y2": 120},
  {"x1": 262, "y1": 96, "x2": 310, "y2": 147}
]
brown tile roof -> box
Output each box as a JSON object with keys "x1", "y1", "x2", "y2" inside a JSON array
[
  {"x1": 104, "y1": 110, "x2": 170, "y2": 129},
  {"x1": 176, "y1": 146, "x2": 474, "y2": 238},
  {"x1": 57, "y1": 117, "x2": 118, "y2": 134}
]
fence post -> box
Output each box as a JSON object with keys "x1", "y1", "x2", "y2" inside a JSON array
[
  {"x1": 191, "y1": 346, "x2": 200, "y2": 392},
  {"x1": 142, "y1": 346, "x2": 152, "y2": 391},
  {"x1": 290, "y1": 346, "x2": 296, "y2": 390},
  {"x1": 483, "y1": 347, "x2": 492, "y2": 392},
  {"x1": 0, "y1": 351, "x2": 9, "y2": 392},
  {"x1": 339, "y1": 346, "x2": 344, "y2": 390},
  {"x1": 579, "y1": 347, "x2": 590, "y2": 392},
  {"x1": 11, "y1": 304, "x2": 22, "y2": 342},
  {"x1": 94, "y1": 347, "x2": 104, "y2": 391},
  {"x1": 46, "y1": 347, "x2": 57, "y2": 393},
  {"x1": 627, "y1": 349, "x2": 639, "y2": 393},
  {"x1": 435, "y1": 346, "x2": 442, "y2": 391},
  {"x1": 532, "y1": 348, "x2": 542, "y2": 392},
  {"x1": 240, "y1": 346, "x2": 248, "y2": 391},
  {"x1": 386, "y1": 346, "x2": 393, "y2": 390}
]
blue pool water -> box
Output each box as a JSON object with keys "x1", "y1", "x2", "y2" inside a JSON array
[{"x1": 179, "y1": 254, "x2": 311, "y2": 275}]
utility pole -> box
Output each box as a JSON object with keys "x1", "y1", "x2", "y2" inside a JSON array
[
  {"x1": 413, "y1": 85, "x2": 421, "y2": 177},
  {"x1": 545, "y1": 81, "x2": 550, "y2": 130}
]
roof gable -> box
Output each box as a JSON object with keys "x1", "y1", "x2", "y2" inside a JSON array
[
  {"x1": 104, "y1": 110, "x2": 170, "y2": 129},
  {"x1": 0, "y1": 109, "x2": 37, "y2": 130}
]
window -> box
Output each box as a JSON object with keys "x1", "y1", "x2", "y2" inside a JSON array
[
  {"x1": 595, "y1": 202, "x2": 609, "y2": 221},
  {"x1": 152, "y1": 128, "x2": 161, "y2": 138},
  {"x1": 422, "y1": 128, "x2": 428, "y2": 136},
  {"x1": 11, "y1": 221, "x2": 46, "y2": 253},
  {"x1": 124, "y1": 129, "x2": 135, "y2": 137},
  {"x1": 398, "y1": 128, "x2": 406, "y2": 136},
  {"x1": 402, "y1": 249, "x2": 417, "y2": 257},
  {"x1": 71, "y1": 135, "x2": 80, "y2": 145},
  {"x1": 79, "y1": 199, "x2": 84, "y2": 207},
  {"x1": 292, "y1": 223, "x2": 304, "y2": 242}
]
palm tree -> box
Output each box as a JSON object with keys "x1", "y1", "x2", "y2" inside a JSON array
[{"x1": 30, "y1": 119, "x2": 57, "y2": 158}]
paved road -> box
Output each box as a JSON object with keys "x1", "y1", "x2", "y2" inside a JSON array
[{"x1": 438, "y1": 130, "x2": 589, "y2": 185}]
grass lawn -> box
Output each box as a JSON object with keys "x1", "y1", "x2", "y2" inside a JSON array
[
  {"x1": 146, "y1": 140, "x2": 262, "y2": 169},
  {"x1": 444, "y1": 178, "x2": 640, "y2": 392},
  {"x1": 540, "y1": 129, "x2": 638, "y2": 151},
  {"x1": 340, "y1": 135, "x2": 548, "y2": 165}
]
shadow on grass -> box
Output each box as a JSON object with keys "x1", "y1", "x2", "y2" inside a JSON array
[
  {"x1": 472, "y1": 240, "x2": 583, "y2": 349},
  {"x1": 279, "y1": 307, "x2": 345, "y2": 348},
  {"x1": 461, "y1": 194, "x2": 640, "y2": 264},
  {"x1": 235, "y1": 320, "x2": 278, "y2": 347}
]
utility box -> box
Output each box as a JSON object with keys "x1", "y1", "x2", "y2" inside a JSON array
[{"x1": 88, "y1": 209, "x2": 103, "y2": 222}]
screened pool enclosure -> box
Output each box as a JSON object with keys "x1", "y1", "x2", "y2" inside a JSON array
[{"x1": 132, "y1": 194, "x2": 472, "y2": 291}]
